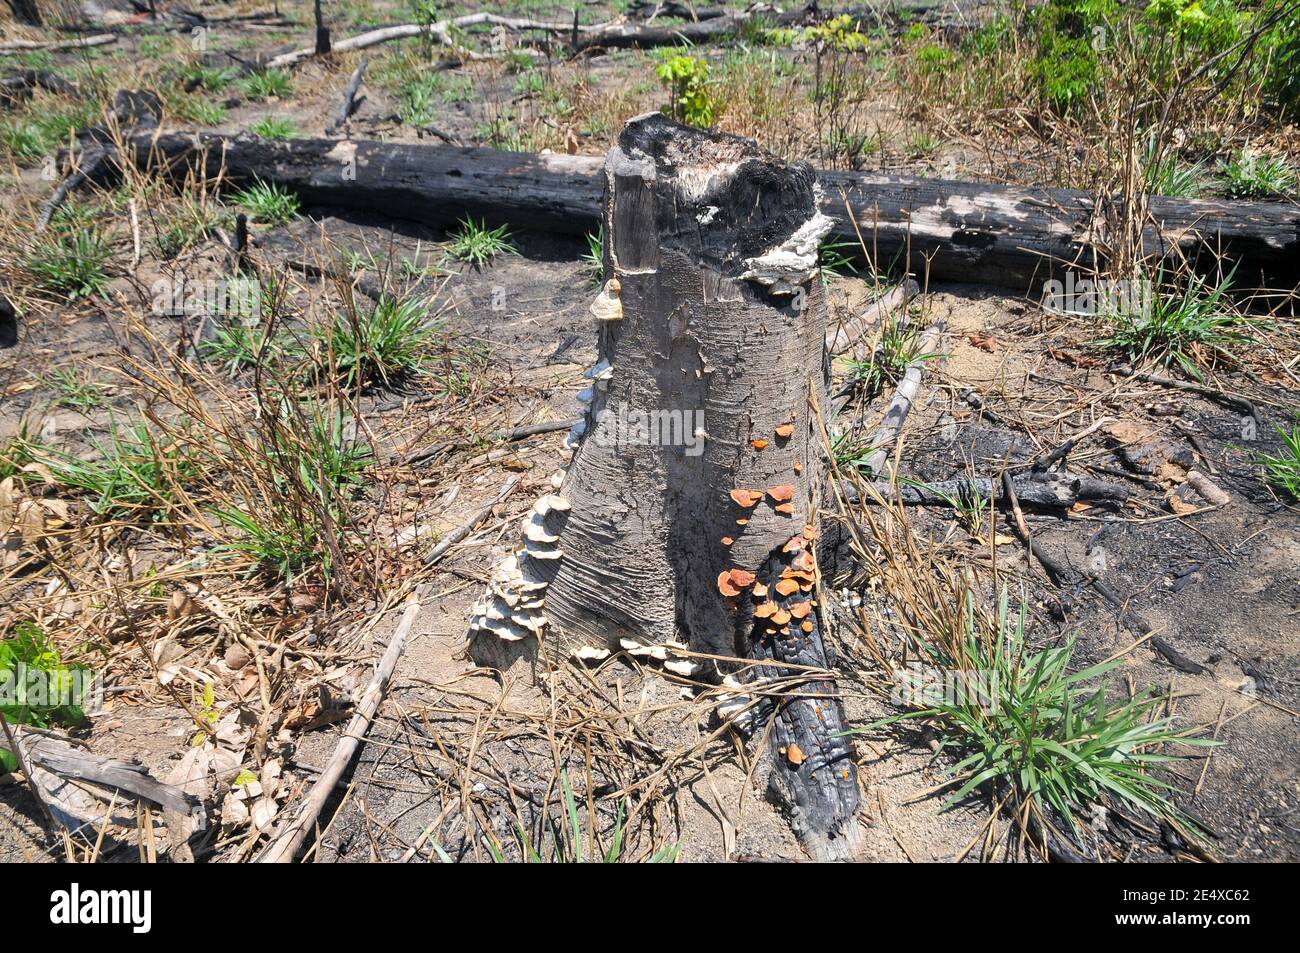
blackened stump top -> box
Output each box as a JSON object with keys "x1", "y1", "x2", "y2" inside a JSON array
[{"x1": 615, "y1": 113, "x2": 819, "y2": 275}]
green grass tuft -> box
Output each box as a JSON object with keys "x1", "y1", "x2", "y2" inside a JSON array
[
  {"x1": 318, "y1": 295, "x2": 438, "y2": 390},
  {"x1": 1094, "y1": 270, "x2": 1253, "y2": 380},
  {"x1": 1218, "y1": 147, "x2": 1297, "y2": 198},
  {"x1": 1256, "y1": 422, "x2": 1300, "y2": 500},
  {"x1": 26, "y1": 227, "x2": 115, "y2": 300},
  {"x1": 249, "y1": 116, "x2": 296, "y2": 140},
  {"x1": 446, "y1": 215, "x2": 516, "y2": 267},
  {"x1": 242, "y1": 68, "x2": 293, "y2": 101},
  {"x1": 32, "y1": 422, "x2": 195, "y2": 520},
  {"x1": 232, "y1": 180, "x2": 300, "y2": 226},
  {"x1": 851, "y1": 589, "x2": 1216, "y2": 838}
]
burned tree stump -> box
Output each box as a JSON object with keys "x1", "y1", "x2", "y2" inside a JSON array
[{"x1": 467, "y1": 114, "x2": 862, "y2": 860}]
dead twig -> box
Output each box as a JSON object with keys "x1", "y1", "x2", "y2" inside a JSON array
[{"x1": 258, "y1": 596, "x2": 421, "y2": 863}]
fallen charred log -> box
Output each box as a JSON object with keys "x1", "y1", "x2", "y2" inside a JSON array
[
  {"x1": 78, "y1": 132, "x2": 1300, "y2": 291},
  {"x1": 852, "y1": 471, "x2": 1132, "y2": 508}
]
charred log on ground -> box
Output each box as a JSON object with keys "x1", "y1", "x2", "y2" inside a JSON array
[{"x1": 88, "y1": 133, "x2": 1300, "y2": 290}]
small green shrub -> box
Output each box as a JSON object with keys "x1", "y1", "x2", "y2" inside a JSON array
[
  {"x1": 655, "y1": 52, "x2": 715, "y2": 127},
  {"x1": 1, "y1": 622, "x2": 92, "y2": 772}
]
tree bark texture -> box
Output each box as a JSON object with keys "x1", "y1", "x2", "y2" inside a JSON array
[{"x1": 464, "y1": 114, "x2": 862, "y2": 860}]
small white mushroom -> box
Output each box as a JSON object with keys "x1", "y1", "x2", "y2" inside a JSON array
[
  {"x1": 572, "y1": 645, "x2": 611, "y2": 662},
  {"x1": 664, "y1": 659, "x2": 698, "y2": 677},
  {"x1": 718, "y1": 693, "x2": 755, "y2": 729},
  {"x1": 589, "y1": 277, "x2": 623, "y2": 322},
  {"x1": 563, "y1": 421, "x2": 586, "y2": 451},
  {"x1": 626, "y1": 643, "x2": 668, "y2": 661},
  {"x1": 523, "y1": 515, "x2": 560, "y2": 544},
  {"x1": 538, "y1": 494, "x2": 570, "y2": 512},
  {"x1": 524, "y1": 540, "x2": 564, "y2": 560},
  {"x1": 479, "y1": 615, "x2": 529, "y2": 642},
  {"x1": 550, "y1": 470, "x2": 566, "y2": 490}
]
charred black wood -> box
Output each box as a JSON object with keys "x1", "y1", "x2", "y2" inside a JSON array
[
  {"x1": 851, "y1": 471, "x2": 1131, "y2": 508},
  {"x1": 739, "y1": 544, "x2": 862, "y2": 862},
  {"x1": 0, "y1": 294, "x2": 17, "y2": 349},
  {"x1": 81, "y1": 133, "x2": 1300, "y2": 290},
  {"x1": 329, "y1": 57, "x2": 367, "y2": 131},
  {"x1": 0, "y1": 69, "x2": 78, "y2": 106}
]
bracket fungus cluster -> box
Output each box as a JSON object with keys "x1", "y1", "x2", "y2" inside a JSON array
[
  {"x1": 737, "y1": 203, "x2": 834, "y2": 295},
  {"x1": 468, "y1": 284, "x2": 620, "y2": 654},
  {"x1": 467, "y1": 493, "x2": 571, "y2": 644}
]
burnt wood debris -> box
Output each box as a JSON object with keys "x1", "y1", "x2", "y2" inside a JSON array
[{"x1": 82, "y1": 130, "x2": 1300, "y2": 291}]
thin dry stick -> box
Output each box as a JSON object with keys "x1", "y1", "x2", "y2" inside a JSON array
[
  {"x1": 421, "y1": 475, "x2": 521, "y2": 565},
  {"x1": 259, "y1": 597, "x2": 421, "y2": 863},
  {"x1": 863, "y1": 320, "x2": 945, "y2": 477},
  {"x1": 1193, "y1": 699, "x2": 1229, "y2": 799}
]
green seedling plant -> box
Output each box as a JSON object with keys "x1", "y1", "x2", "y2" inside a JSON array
[
  {"x1": 655, "y1": 51, "x2": 715, "y2": 127},
  {"x1": 846, "y1": 313, "x2": 934, "y2": 398},
  {"x1": 1, "y1": 622, "x2": 91, "y2": 772},
  {"x1": 190, "y1": 681, "x2": 219, "y2": 747},
  {"x1": 482, "y1": 769, "x2": 680, "y2": 863},
  {"x1": 200, "y1": 321, "x2": 283, "y2": 375}
]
